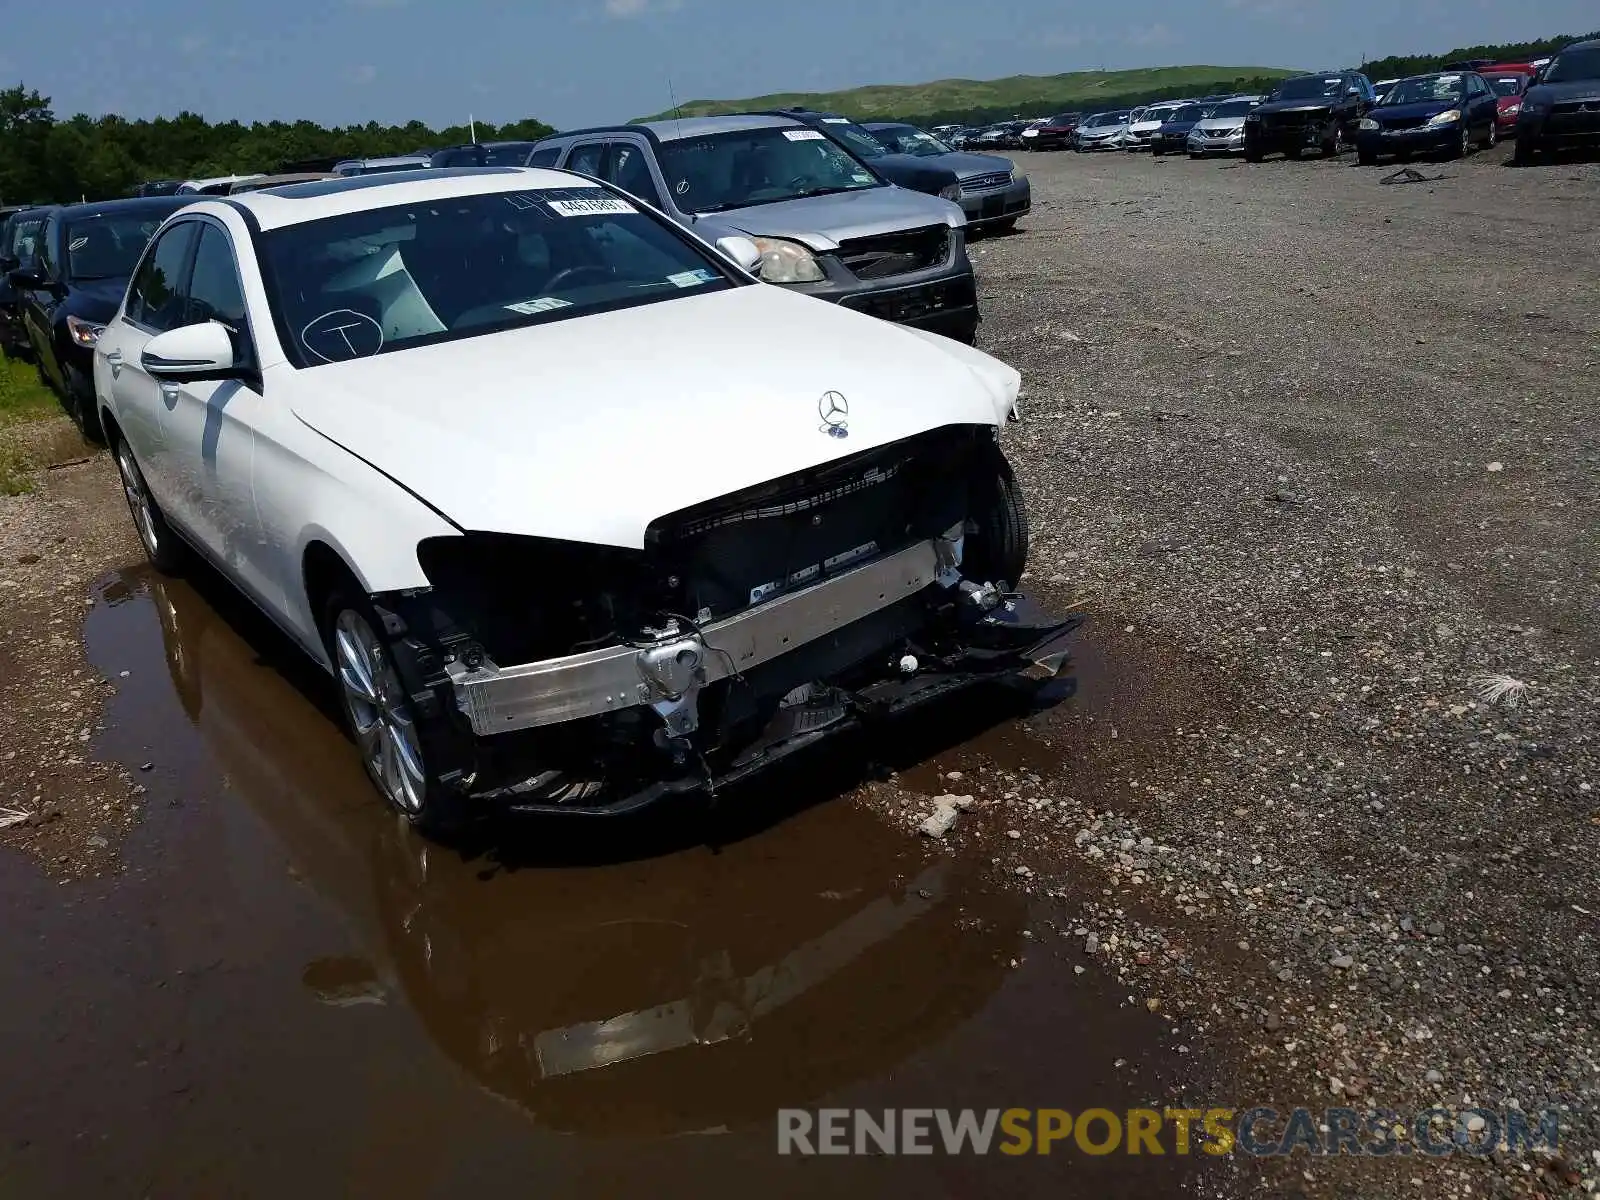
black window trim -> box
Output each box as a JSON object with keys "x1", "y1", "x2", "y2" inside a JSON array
[
  {"x1": 122, "y1": 213, "x2": 265, "y2": 391},
  {"x1": 122, "y1": 217, "x2": 203, "y2": 336}
]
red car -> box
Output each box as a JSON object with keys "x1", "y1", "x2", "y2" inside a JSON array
[{"x1": 1480, "y1": 65, "x2": 1537, "y2": 132}]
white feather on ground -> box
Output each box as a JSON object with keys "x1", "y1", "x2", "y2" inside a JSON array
[{"x1": 1472, "y1": 674, "x2": 1529, "y2": 708}]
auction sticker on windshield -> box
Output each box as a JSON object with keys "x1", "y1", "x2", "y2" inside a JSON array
[
  {"x1": 505, "y1": 297, "x2": 573, "y2": 314},
  {"x1": 783, "y1": 130, "x2": 825, "y2": 141},
  {"x1": 547, "y1": 196, "x2": 637, "y2": 217},
  {"x1": 666, "y1": 269, "x2": 720, "y2": 288}
]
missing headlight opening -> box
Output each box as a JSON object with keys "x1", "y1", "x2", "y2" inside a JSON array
[{"x1": 380, "y1": 423, "x2": 1076, "y2": 817}]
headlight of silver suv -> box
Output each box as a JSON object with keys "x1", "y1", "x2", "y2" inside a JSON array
[
  {"x1": 751, "y1": 236, "x2": 826, "y2": 284},
  {"x1": 939, "y1": 182, "x2": 963, "y2": 201}
]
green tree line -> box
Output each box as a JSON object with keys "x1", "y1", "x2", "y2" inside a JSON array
[
  {"x1": 0, "y1": 85, "x2": 553, "y2": 205},
  {"x1": 1358, "y1": 30, "x2": 1598, "y2": 83}
]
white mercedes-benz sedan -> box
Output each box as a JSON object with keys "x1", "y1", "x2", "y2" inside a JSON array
[{"x1": 94, "y1": 166, "x2": 1076, "y2": 837}]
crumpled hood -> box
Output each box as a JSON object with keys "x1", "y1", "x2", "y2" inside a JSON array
[
  {"x1": 285, "y1": 284, "x2": 1020, "y2": 548},
  {"x1": 1255, "y1": 99, "x2": 1335, "y2": 115},
  {"x1": 713, "y1": 186, "x2": 965, "y2": 251},
  {"x1": 936, "y1": 151, "x2": 1016, "y2": 179}
]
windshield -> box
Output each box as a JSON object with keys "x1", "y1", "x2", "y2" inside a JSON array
[
  {"x1": 482, "y1": 143, "x2": 537, "y2": 166},
  {"x1": 6, "y1": 215, "x2": 44, "y2": 263},
  {"x1": 871, "y1": 125, "x2": 952, "y2": 156},
  {"x1": 258, "y1": 186, "x2": 737, "y2": 368},
  {"x1": 1546, "y1": 47, "x2": 1600, "y2": 83},
  {"x1": 1168, "y1": 104, "x2": 1204, "y2": 123},
  {"x1": 1209, "y1": 100, "x2": 1256, "y2": 119},
  {"x1": 1274, "y1": 75, "x2": 1343, "y2": 101},
  {"x1": 1380, "y1": 75, "x2": 1464, "y2": 106},
  {"x1": 65, "y1": 213, "x2": 169, "y2": 281},
  {"x1": 656, "y1": 127, "x2": 881, "y2": 214},
  {"x1": 1483, "y1": 75, "x2": 1525, "y2": 96},
  {"x1": 810, "y1": 118, "x2": 888, "y2": 160}
]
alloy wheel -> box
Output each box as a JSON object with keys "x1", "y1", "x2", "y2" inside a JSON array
[
  {"x1": 116, "y1": 442, "x2": 161, "y2": 560},
  {"x1": 334, "y1": 608, "x2": 427, "y2": 814}
]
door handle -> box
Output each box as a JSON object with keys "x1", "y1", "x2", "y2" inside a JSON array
[{"x1": 105, "y1": 348, "x2": 123, "y2": 378}]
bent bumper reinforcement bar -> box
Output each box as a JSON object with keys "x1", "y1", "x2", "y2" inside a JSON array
[{"x1": 446, "y1": 536, "x2": 949, "y2": 736}]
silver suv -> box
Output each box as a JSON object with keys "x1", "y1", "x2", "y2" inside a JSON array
[{"x1": 527, "y1": 115, "x2": 979, "y2": 343}]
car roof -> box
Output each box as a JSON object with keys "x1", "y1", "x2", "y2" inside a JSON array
[
  {"x1": 223, "y1": 165, "x2": 601, "y2": 230},
  {"x1": 1560, "y1": 38, "x2": 1600, "y2": 51},
  {"x1": 53, "y1": 195, "x2": 192, "y2": 220},
  {"x1": 637, "y1": 114, "x2": 803, "y2": 142}
]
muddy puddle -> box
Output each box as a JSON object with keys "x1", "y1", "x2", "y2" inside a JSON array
[{"x1": 0, "y1": 565, "x2": 1227, "y2": 1197}]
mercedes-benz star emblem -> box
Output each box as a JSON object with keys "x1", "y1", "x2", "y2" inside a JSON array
[{"x1": 818, "y1": 390, "x2": 849, "y2": 439}]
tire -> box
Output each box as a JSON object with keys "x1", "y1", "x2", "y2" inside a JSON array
[
  {"x1": 1482, "y1": 122, "x2": 1497, "y2": 151},
  {"x1": 64, "y1": 365, "x2": 104, "y2": 443},
  {"x1": 1151, "y1": 146, "x2": 1164, "y2": 157},
  {"x1": 1320, "y1": 125, "x2": 1339, "y2": 157},
  {"x1": 1245, "y1": 147, "x2": 1262, "y2": 163},
  {"x1": 1514, "y1": 137, "x2": 1539, "y2": 166},
  {"x1": 963, "y1": 445, "x2": 1030, "y2": 588},
  {"x1": 1358, "y1": 149, "x2": 1377, "y2": 166},
  {"x1": 1189, "y1": 151, "x2": 1201, "y2": 159},
  {"x1": 322, "y1": 588, "x2": 465, "y2": 838},
  {"x1": 111, "y1": 433, "x2": 187, "y2": 574}
]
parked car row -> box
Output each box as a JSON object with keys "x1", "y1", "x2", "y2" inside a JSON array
[
  {"x1": 47, "y1": 163, "x2": 1072, "y2": 838},
  {"x1": 991, "y1": 39, "x2": 1598, "y2": 167}
]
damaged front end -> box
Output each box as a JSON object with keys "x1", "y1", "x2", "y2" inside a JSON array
[{"x1": 368, "y1": 424, "x2": 1079, "y2": 816}]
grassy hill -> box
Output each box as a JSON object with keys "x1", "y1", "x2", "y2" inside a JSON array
[{"x1": 634, "y1": 65, "x2": 1299, "y2": 127}]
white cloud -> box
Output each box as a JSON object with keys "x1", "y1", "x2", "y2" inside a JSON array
[
  {"x1": 603, "y1": 0, "x2": 683, "y2": 17},
  {"x1": 351, "y1": 64, "x2": 378, "y2": 84}
]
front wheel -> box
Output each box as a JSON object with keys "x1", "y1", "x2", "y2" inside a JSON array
[
  {"x1": 1482, "y1": 122, "x2": 1497, "y2": 151},
  {"x1": 324, "y1": 592, "x2": 465, "y2": 838},
  {"x1": 112, "y1": 435, "x2": 187, "y2": 574},
  {"x1": 1358, "y1": 148, "x2": 1377, "y2": 166},
  {"x1": 1245, "y1": 146, "x2": 1263, "y2": 163},
  {"x1": 963, "y1": 446, "x2": 1030, "y2": 588},
  {"x1": 1513, "y1": 137, "x2": 1539, "y2": 166}
]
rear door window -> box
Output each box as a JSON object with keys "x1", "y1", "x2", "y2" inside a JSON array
[{"x1": 565, "y1": 142, "x2": 608, "y2": 177}]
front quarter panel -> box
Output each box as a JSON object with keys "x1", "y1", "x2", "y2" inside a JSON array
[{"x1": 249, "y1": 367, "x2": 460, "y2": 665}]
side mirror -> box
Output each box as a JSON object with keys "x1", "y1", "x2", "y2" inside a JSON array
[
  {"x1": 715, "y1": 235, "x2": 763, "y2": 273},
  {"x1": 8, "y1": 266, "x2": 46, "y2": 290},
  {"x1": 141, "y1": 321, "x2": 239, "y2": 380}
]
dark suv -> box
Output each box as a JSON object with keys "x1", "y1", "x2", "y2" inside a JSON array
[
  {"x1": 1514, "y1": 39, "x2": 1600, "y2": 165},
  {"x1": 1245, "y1": 70, "x2": 1376, "y2": 160}
]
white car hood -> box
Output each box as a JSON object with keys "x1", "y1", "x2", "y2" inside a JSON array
[
  {"x1": 1195, "y1": 118, "x2": 1246, "y2": 133},
  {"x1": 285, "y1": 285, "x2": 1020, "y2": 549}
]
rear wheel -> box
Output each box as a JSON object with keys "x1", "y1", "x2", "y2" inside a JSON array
[
  {"x1": 323, "y1": 590, "x2": 465, "y2": 839},
  {"x1": 1481, "y1": 121, "x2": 1497, "y2": 151},
  {"x1": 1449, "y1": 124, "x2": 1470, "y2": 159},
  {"x1": 963, "y1": 446, "x2": 1029, "y2": 588}
]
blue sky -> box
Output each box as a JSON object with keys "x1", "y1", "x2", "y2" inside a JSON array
[{"x1": 3, "y1": 0, "x2": 1593, "y2": 130}]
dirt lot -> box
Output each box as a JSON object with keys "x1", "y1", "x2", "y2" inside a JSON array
[{"x1": 0, "y1": 143, "x2": 1596, "y2": 1198}]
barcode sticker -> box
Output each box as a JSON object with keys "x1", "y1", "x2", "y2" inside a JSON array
[
  {"x1": 783, "y1": 129, "x2": 825, "y2": 141},
  {"x1": 547, "y1": 196, "x2": 636, "y2": 217}
]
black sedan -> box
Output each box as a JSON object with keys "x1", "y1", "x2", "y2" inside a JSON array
[
  {"x1": 1355, "y1": 71, "x2": 1499, "y2": 164},
  {"x1": 11, "y1": 195, "x2": 190, "y2": 438},
  {"x1": 0, "y1": 206, "x2": 49, "y2": 361},
  {"x1": 1514, "y1": 38, "x2": 1600, "y2": 165}
]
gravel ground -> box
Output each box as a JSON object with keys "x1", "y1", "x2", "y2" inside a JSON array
[
  {"x1": 867, "y1": 144, "x2": 1599, "y2": 1197},
  {"x1": 0, "y1": 142, "x2": 1595, "y2": 1196},
  {"x1": 0, "y1": 421, "x2": 142, "y2": 875}
]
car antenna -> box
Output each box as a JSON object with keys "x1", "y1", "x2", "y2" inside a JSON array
[
  {"x1": 469, "y1": 113, "x2": 477, "y2": 144},
  {"x1": 666, "y1": 74, "x2": 697, "y2": 222}
]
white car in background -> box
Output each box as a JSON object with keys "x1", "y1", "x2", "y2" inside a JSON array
[
  {"x1": 1124, "y1": 102, "x2": 1184, "y2": 150},
  {"x1": 1074, "y1": 110, "x2": 1132, "y2": 150},
  {"x1": 94, "y1": 168, "x2": 1074, "y2": 837}
]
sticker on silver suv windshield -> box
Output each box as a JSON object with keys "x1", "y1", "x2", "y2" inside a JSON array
[
  {"x1": 546, "y1": 195, "x2": 636, "y2": 217},
  {"x1": 782, "y1": 129, "x2": 825, "y2": 141}
]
